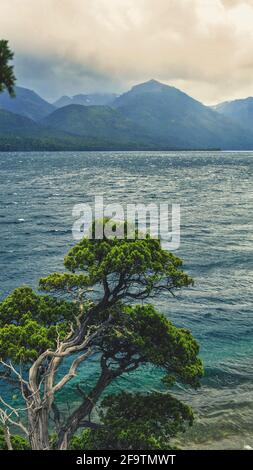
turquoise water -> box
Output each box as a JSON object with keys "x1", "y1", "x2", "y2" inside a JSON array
[{"x1": 0, "y1": 151, "x2": 252, "y2": 449}]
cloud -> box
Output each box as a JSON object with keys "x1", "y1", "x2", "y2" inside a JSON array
[
  {"x1": 221, "y1": 0, "x2": 253, "y2": 7},
  {"x1": 14, "y1": 54, "x2": 121, "y2": 101},
  {"x1": 1, "y1": 0, "x2": 253, "y2": 103}
]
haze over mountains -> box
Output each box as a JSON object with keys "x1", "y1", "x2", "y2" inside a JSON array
[
  {"x1": 53, "y1": 93, "x2": 118, "y2": 108},
  {"x1": 213, "y1": 98, "x2": 253, "y2": 132},
  {"x1": 0, "y1": 80, "x2": 253, "y2": 151},
  {"x1": 0, "y1": 86, "x2": 55, "y2": 121}
]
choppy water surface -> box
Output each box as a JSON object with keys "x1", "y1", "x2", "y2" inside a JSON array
[{"x1": 0, "y1": 151, "x2": 252, "y2": 449}]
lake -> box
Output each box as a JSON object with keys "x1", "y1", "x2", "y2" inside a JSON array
[{"x1": 0, "y1": 150, "x2": 252, "y2": 449}]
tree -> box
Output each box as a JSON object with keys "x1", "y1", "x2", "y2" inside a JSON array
[
  {"x1": 70, "y1": 392, "x2": 194, "y2": 450},
  {"x1": 0, "y1": 220, "x2": 203, "y2": 450},
  {"x1": 0, "y1": 39, "x2": 16, "y2": 96}
]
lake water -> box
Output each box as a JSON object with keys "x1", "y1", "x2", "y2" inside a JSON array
[{"x1": 0, "y1": 151, "x2": 252, "y2": 449}]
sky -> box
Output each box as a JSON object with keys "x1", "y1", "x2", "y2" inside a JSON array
[{"x1": 1, "y1": 0, "x2": 253, "y2": 104}]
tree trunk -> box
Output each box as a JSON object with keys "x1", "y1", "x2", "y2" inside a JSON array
[
  {"x1": 28, "y1": 405, "x2": 50, "y2": 450},
  {"x1": 57, "y1": 367, "x2": 112, "y2": 450},
  {"x1": 3, "y1": 425, "x2": 13, "y2": 450}
]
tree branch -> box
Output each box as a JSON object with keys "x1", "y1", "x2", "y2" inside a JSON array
[
  {"x1": 51, "y1": 348, "x2": 92, "y2": 394},
  {"x1": 0, "y1": 396, "x2": 29, "y2": 437}
]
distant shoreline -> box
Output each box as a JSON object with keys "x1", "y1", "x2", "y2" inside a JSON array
[{"x1": 0, "y1": 147, "x2": 222, "y2": 152}]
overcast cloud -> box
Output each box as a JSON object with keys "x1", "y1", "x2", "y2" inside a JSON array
[{"x1": 1, "y1": 0, "x2": 253, "y2": 103}]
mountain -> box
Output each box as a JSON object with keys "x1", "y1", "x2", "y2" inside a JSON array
[
  {"x1": 0, "y1": 108, "x2": 67, "y2": 150},
  {"x1": 53, "y1": 93, "x2": 118, "y2": 108},
  {"x1": 0, "y1": 107, "x2": 156, "y2": 151},
  {"x1": 53, "y1": 95, "x2": 72, "y2": 108},
  {"x1": 2, "y1": 80, "x2": 253, "y2": 151},
  {"x1": 0, "y1": 86, "x2": 55, "y2": 121},
  {"x1": 0, "y1": 108, "x2": 41, "y2": 135},
  {"x1": 112, "y1": 79, "x2": 253, "y2": 149},
  {"x1": 0, "y1": 108, "x2": 59, "y2": 150},
  {"x1": 41, "y1": 104, "x2": 156, "y2": 147},
  {"x1": 212, "y1": 97, "x2": 253, "y2": 131}
]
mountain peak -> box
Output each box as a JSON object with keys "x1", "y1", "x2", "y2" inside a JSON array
[
  {"x1": 131, "y1": 79, "x2": 168, "y2": 93},
  {"x1": 146, "y1": 79, "x2": 162, "y2": 85},
  {"x1": 0, "y1": 85, "x2": 55, "y2": 121}
]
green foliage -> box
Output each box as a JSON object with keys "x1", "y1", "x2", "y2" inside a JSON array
[
  {"x1": 0, "y1": 286, "x2": 78, "y2": 361},
  {"x1": 70, "y1": 392, "x2": 193, "y2": 450},
  {"x1": 98, "y1": 304, "x2": 203, "y2": 388},
  {"x1": 0, "y1": 40, "x2": 16, "y2": 96},
  {"x1": 0, "y1": 428, "x2": 30, "y2": 450},
  {"x1": 62, "y1": 233, "x2": 193, "y2": 295},
  {"x1": 69, "y1": 429, "x2": 92, "y2": 450},
  {"x1": 39, "y1": 272, "x2": 90, "y2": 292}
]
